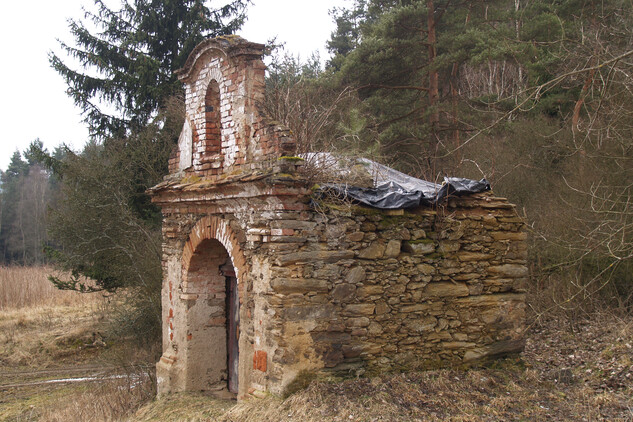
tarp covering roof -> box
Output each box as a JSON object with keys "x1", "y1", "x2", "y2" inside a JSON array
[{"x1": 303, "y1": 153, "x2": 490, "y2": 209}]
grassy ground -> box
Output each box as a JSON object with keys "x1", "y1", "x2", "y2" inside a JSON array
[
  {"x1": 2, "y1": 266, "x2": 632, "y2": 421},
  {"x1": 223, "y1": 316, "x2": 632, "y2": 421}
]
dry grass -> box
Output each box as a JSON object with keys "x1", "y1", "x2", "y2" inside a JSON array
[
  {"x1": 3, "y1": 266, "x2": 632, "y2": 421},
  {"x1": 0, "y1": 297, "x2": 109, "y2": 368},
  {"x1": 0, "y1": 266, "x2": 157, "y2": 421},
  {"x1": 0, "y1": 265, "x2": 99, "y2": 310},
  {"x1": 219, "y1": 369, "x2": 590, "y2": 422},
  {"x1": 0, "y1": 266, "x2": 110, "y2": 368},
  {"x1": 39, "y1": 372, "x2": 155, "y2": 422},
  {"x1": 0, "y1": 371, "x2": 155, "y2": 422},
  {"x1": 130, "y1": 313, "x2": 633, "y2": 422},
  {"x1": 133, "y1": 393, "x2": 235, "y2": 422}
]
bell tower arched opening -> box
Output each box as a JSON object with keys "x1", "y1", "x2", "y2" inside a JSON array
[{"x1": 204, "y1": 80, "x2": 222, "y2": 164}]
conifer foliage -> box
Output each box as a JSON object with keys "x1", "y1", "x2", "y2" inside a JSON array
[
  {"x1": 324, "y1": 0, "x2": 633, "y2": 309},
  {"x1": 38, "y1": 0, "x2": 249, "y2": 341},
  {"x1": 50, "y1": 0, "x2": 248, "y2": 137}
]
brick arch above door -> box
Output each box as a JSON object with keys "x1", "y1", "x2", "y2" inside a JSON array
[{"x1": 181, "y1": 215, "x2": 247, "y2": 284}]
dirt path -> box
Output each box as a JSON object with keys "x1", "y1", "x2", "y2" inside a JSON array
[
  {"x1": 0, "y1": 364, "x2": 148, "y2": 390},
  {"x1": 0, "y1": 362, "x2": 153, "y2": 421},
  {"x1": 0, "y1": 365, "x2": 144, "y2": 390}
]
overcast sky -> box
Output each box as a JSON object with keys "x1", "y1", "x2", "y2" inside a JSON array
[{"x1": 0, "y1": 0, "x2": 343, "y2": 171}]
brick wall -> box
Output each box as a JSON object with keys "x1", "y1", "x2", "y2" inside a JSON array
[{"x1": 167, "y1": 36, "x2": 295, "y2": 177}]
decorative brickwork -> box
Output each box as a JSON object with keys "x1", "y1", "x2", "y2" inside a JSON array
[{"x1": 151, "y1": 36, "x2": 527, "y2": 400}]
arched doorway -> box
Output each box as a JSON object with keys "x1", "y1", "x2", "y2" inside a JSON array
[{"x1": 184, "y1": 238, "x2": 239, "y2": 393}]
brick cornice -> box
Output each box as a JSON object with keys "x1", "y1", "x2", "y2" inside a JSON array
[{"x1": 175, "y1": 35, "x2": 265, "y2": 83}]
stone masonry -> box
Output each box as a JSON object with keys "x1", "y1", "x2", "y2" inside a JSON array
[{"x1": 150, "y1": 36, "x2": 527, "y2": 399}]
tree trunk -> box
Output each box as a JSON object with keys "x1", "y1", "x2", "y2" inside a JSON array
[{"x1": 427, "y1": 0, "x2": 439, "y2": 143}]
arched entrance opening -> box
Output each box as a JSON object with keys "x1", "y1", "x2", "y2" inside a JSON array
[{"x1": 184, "y1": 238, "x2": 239, "y2": 393}]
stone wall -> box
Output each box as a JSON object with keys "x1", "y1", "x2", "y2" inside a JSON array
[
  {"x1": 274, "y1": 193, "x2": 525, "y2": 372},
  {"x1": 248, "y1": 190, "x2": 526, "y2": 393}
]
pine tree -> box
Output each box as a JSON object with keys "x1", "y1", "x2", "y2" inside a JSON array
[
  {"x1": 329, "y1": 1, "x2": 514, "y2": 173},
  {"x1": 327, "y1": 0, "x2": 367, "y2": 70},
  {"x1": 328, "y1": 0, "x2": 585, "y2": 174},
  {"x1": 0, "y1": 152, "x2": 29, "y2": 263},
  {"x1": 50, "y1": 0, "x2": 248, "y2": 137}
]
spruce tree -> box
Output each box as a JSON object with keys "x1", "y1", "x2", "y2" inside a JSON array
[
  {"x1": 41, "y1": 1, "x2": 249, "y2": 341},
  {"x1": 50, "y1": 0, "x2": 248, "y2": 137}
]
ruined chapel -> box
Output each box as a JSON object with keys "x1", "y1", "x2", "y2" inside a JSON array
[{"x1": 149, "y1": 36, "x2": 527, "y2": 399}]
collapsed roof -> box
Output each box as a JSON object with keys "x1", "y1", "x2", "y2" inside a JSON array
[{"x1": 303, "y1": 153, "x2": 490, "y2": 209}]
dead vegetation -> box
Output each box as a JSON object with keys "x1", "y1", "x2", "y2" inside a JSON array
[
  {"x1": 0, "y1": 266, "x2": 156, "y2": 421},
  {"x1": 133, "y1": 393, "x2": 235, "y2": 422},
  {"x1": 1, "y1": 371, "x2": 154, "y2": 422},
  {"x1": 0, "y1": 266, "x2": 99, "y2": 310},
  {"x1": 0, "y1": 267, "x2": 107, "y2": 368},
  {"x1": 2, "y1": 266, "x2": 632, "y2": 421},
  {"x1": 39, "y1": 373, "x2": 154, "y2": 422}
]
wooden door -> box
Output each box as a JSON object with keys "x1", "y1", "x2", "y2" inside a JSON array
[{"x1": 226, "y1": 272, "x2": 239, "y2": 394}]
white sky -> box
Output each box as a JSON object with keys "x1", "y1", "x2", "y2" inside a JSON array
[{"x1": 0, "y1": 0, "x2": 344, "y2": 171}]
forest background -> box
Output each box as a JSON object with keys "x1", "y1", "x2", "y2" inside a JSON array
[{"x1": 1, "y1": 0, "x2": 632, "y2": 343}]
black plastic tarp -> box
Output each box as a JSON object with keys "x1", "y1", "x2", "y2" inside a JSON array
[{"x1": 304, "y1": 153, "x2": 490, "y2": 209}]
